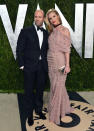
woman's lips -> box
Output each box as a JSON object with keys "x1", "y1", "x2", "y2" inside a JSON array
[{"x1": 53, "y1": 21, "x2": 56, "y2": 24}]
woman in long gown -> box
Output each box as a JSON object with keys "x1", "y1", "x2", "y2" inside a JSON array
[{"x1": 45, "y1": 9, "x2": 74, "y2": 125}]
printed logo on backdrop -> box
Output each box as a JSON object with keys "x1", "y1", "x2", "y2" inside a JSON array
[
  {"x1": 26, "y1": 101, "x2": 94, "y2": 131},
  {"x1": 0, "y1": 3, "x2": 94, "y2": 58}
]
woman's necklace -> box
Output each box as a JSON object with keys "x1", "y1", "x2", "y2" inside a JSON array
[{"x1": 54, "y1": 23, "x2": 62, "y2": 28}]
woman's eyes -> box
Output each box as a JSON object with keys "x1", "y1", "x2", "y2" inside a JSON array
[
  {"x1": 53, "y1": 15, "x2": 56, "y2": 18},
  {"x1": 49, "y1": 15, "x2": 56, "y2": 20}
]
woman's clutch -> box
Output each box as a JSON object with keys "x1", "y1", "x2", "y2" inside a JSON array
[{"x1": 58, "y1": 65, "x2": 65, "y2": 73}]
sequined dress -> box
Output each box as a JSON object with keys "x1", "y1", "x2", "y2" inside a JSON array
[{"x1": 47, "y1": 25, "x2": 73, "y2": 124}]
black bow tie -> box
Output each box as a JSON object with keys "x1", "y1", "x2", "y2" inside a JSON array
[{"x1": 37, "y1": 26, "x2": 44, "y2": 31}]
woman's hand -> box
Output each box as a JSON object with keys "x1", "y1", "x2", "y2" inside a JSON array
[{"x1": 64, "y1": 66, "x2": 71, "y2": 75}]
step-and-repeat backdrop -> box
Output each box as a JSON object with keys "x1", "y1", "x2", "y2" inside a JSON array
[{"x1": 0, "y1": 0, "x2": 94, "y2": 92}]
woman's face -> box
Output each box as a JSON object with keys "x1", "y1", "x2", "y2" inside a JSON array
[{"x1": 48, "y1": 12, "x2": 60, "y2": 26}]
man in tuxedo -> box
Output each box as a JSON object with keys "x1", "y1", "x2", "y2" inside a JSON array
[{"x1": 16, "y1": 9, "x2": 48, "y2": 126}]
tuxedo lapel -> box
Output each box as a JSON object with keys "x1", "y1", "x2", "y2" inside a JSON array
[
  {"x1": 32, "y1": 25, "x2": 40, "y2": 49},
  {"x1": 41, "y1": 30, "x2": 46, "y2": 50}
]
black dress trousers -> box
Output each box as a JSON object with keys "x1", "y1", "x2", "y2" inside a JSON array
[{"x1": 24, "y1": 60, "x2": 47, "y2": 117}]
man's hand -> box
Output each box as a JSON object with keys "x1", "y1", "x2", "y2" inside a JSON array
[{"x1": 20, "y1": 66, "x2": 24, "y2": 70}]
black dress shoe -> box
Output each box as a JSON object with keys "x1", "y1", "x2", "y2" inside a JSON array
[
  {"x1": 35, "y1": 112, "x2": 46, "y2": 120},
  {"x1": 27, "y1": 116, "x2": 34, "y2": 126}
]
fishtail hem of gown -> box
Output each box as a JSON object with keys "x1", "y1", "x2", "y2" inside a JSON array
[
  {"x1": 49, "y1": 118, "x2": 60, "y2": 125},
  {"x1": 61, "y1": 107, "x2": 74, "y2": 118}
]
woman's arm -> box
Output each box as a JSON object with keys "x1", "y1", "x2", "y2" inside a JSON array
[
  {"x1": 64, "y1": 52, "x2": 70, "y2": 74},
  {"x1": 63, "y1": 28, "x2": 71, "y2": 74},
  {"x1": 58, "y1": 26, "x2": 71, "y2": 74}
]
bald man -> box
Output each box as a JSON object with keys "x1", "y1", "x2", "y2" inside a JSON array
[{"x1": 16, "y1": 10, "x2": 48, "y2": 126}]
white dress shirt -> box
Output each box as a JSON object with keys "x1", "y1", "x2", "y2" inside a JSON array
[{"x1": 34, "y1": 23, "x2": 43, "y2": 49}]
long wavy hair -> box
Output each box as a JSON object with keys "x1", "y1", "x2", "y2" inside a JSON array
[{"x1": 45, "y1": 9, "x2": 62, "y2": 33}]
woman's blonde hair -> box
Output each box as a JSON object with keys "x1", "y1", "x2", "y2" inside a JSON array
[{"x1": 45, "y1": 9, "x2": 62, "y2": 32}]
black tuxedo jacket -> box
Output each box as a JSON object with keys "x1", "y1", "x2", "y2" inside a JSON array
[{"x1": 16, "y1": 25, "x2": 48, "y2": 72}]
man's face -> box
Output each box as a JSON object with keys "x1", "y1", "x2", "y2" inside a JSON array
[{"x1": 34, "y1": 11, "x2": 44, "y2": 27}]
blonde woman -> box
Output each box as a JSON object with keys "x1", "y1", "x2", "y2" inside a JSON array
[{"x1": 45, "y1": 9, "x2": 74, "y2": 125}]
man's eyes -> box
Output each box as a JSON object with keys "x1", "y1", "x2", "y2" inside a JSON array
[{"x1": 35, "y1": 16, "x2": 42, "y2": 18}]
